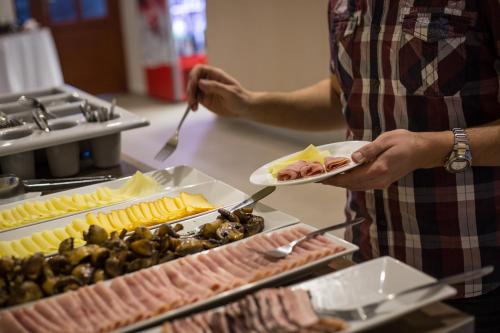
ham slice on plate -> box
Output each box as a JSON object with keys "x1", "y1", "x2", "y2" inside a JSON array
[
  {"x1": 299, "y1": 161, "x2": 325, "y2": 178},
  {"x1": 277, "y1": 160, "x2": 308, "y2": 181},
  {"x1": 324, "y1": 156, "x2": 350, "y2": 172}
]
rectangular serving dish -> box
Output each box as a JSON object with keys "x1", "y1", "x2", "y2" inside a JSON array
[
  {"x1": 142, "y1": 256, "x2": 456, "y2": 333},
  {"x1": 0, "y1": 85, "x2": 149, "y2": 157},
  {"x1": 0, "y1": 165, "x2": 219, "y2": 233},
  {"x1": 294, "y1": 256, "x2": 456, "y2": 333}
]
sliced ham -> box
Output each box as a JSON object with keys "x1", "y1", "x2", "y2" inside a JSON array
[
  {"x1": 122, "y1": 274, "x2": 166, "y2": 316},
  {"x1": 161, "y1": 288, "x2": 345, "y2": 333},
  {"x1": 11, "y1": 310, "x2": 41, "y2": 333},
  {"x1": 86, "y1": 286, "x2": 127, "y2": 329},
  {"x1": 161, "y1": 264, "x2": 214, "y2": 301},
  {"x1": 0, "y1": 312, "x2": 29, "y2": 333},
  {"x1": 277, "y1": 160, "x2": 308, "y2": 181},
  {"x1": 93, "y1": 282, "x2": 137, "y2": 322},
  {"x1": 109, "y1": 277, "x2": 151, "y2": 320},
  {"x1": 56, "y1": 292, "x2": 95, "y2": 332},
  {"x1": 39, "y1": 298, "x2": 81, "y2": 332},
  {"x1": 299, "y1": 161, "x2": 325, "y2": 178},
  {"x1": 139, "y1": 269, "x2": 188, "y2": 308},
  {"x1": 76, "y1": 291, "x2": 108, "y2": 332},
  {"x1": 175, "y1": 258, "x2": 223, "y2": 292},
  {"x1": 324, "y1": 156, "x2": 350, "y2": 172}
]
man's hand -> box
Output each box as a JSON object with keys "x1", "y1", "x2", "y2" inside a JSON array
[
  {"x1": 322, "y1": 129, "x2": 453, "y2": 191},
  {"x1": 186, "y1": 64, "x2": 253, "y2": 117}
]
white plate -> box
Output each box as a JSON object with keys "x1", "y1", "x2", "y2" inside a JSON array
[
  {"x1": 295, "y1": 256, "x2": 457, "y2": 332},
  {"x1": 249, "y1": 141, "x2": 370, "y2": 186}
]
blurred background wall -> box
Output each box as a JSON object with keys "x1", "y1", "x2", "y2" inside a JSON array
[
  {"x1": 5, "y1": 0, "x2": 330, "y2": 97},
  {"x1": 206, "y1": 0, "x2": 331, "y2": 92}
]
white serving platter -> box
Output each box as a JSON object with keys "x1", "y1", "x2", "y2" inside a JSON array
[
  {"x1": 0, "y1": 165, "x2": 218, "y2": 233},
  {"x1": 112, "y1": 222, "x2": 357, "y2": 333},
  {"x1": 0, "y1": 85, "x2": 149, "y2": 157},
  {"x1": 250, "y1": 141, "x2": 370, "y2": 186},
  {"x1": 295, "y1": 256, "x2": 457, "y2": 333}
]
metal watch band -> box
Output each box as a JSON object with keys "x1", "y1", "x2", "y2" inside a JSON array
[{"x1": 445, "y1": 128, "x2": 472, "y2": 173}]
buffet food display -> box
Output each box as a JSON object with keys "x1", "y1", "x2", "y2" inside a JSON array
[
  {"x1": 0, "y1": 207, "x2": 264, "y2": 308},
  {"x1": 0, "y1": 224, "x2": 347, "y2": 332},
  {"x1": 0, "y1": 165, "x2": 453, "y2": 333}
]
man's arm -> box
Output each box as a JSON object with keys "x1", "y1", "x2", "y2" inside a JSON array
[
  {"x1": 187, "y1": 65, "x2": 345, "y2": 131},
  {"x1": 324, "y1": 122, "x2": 500, "y2": 191},
  {"x1": 419, "y1": 121, "x2": 500, "y2": 168},
  {"x1": 246, "y1": 76, "x2": 345, "y2": 131}
]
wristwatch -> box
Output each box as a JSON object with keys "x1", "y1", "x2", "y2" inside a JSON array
[{"x1": 445, "y1": 128, "x2": 472, "y2": 173}]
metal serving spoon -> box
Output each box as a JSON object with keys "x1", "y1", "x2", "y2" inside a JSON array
[{"x1": 0, "y1": 174, "x2": 116, "y2": 198}]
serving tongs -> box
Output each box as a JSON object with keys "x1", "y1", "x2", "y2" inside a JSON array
[
  {"x1": 0, "y1": 174, "x2": 116, "y2": 198},
  {"x1": 17, "y1": 96, "x2": 56, "y2": 132}
]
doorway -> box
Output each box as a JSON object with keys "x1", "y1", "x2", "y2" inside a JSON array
[{"x1": 29, "y1": 0, "x2": 127, "y2": 94}]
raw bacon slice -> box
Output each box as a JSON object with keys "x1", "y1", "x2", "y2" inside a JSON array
[
  {"x1": 324, "y1": 156, "x2": 350, "y2": 172},
  {"x1": 277, "y1": 160, "x2": 308, "y2": 181},
  {"x1": 299, "y1": 161, "x2": 325, "y2": 178}
]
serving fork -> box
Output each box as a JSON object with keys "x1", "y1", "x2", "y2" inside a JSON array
[
  {"x1": 314, "y1": 266, "x2": 493, "y2": 321},
  {"x1": 253, "y1": 217, "x2": 365, "y2": 259},
  {"x1": 154, "y1": 105, "x2": 191, "y2": 161}
]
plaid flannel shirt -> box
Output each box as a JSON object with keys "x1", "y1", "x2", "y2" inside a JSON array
[{"x1": 328, "y1": 0, "x2": 500, "y2": 298}]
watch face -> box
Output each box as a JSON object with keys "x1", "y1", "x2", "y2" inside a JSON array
[{"x1": 451, "y1": 159, "x2": 469, "y2": 171}]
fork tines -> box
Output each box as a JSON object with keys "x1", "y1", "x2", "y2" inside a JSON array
[{"x1": 154, "y1": 139, "x2": 177, "y2": 161}]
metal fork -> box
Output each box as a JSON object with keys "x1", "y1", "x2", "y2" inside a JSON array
[
  {"x1": 314, "y1": 266, "x2": 493, "y2": 321},
  {"x1": 154, "y1": 105, "x2": 190, "y2": 161},
  {"x1": 253, "y1": 217, "x2": 365, "y2": 259}
]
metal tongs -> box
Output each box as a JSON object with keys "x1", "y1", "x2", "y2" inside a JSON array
[
  {"x1": 0, "y1": 174, "x2": 116, "y2": 198},
  {"x1": 17, "y1": 96, "x2": 56, "y2": 132}
]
